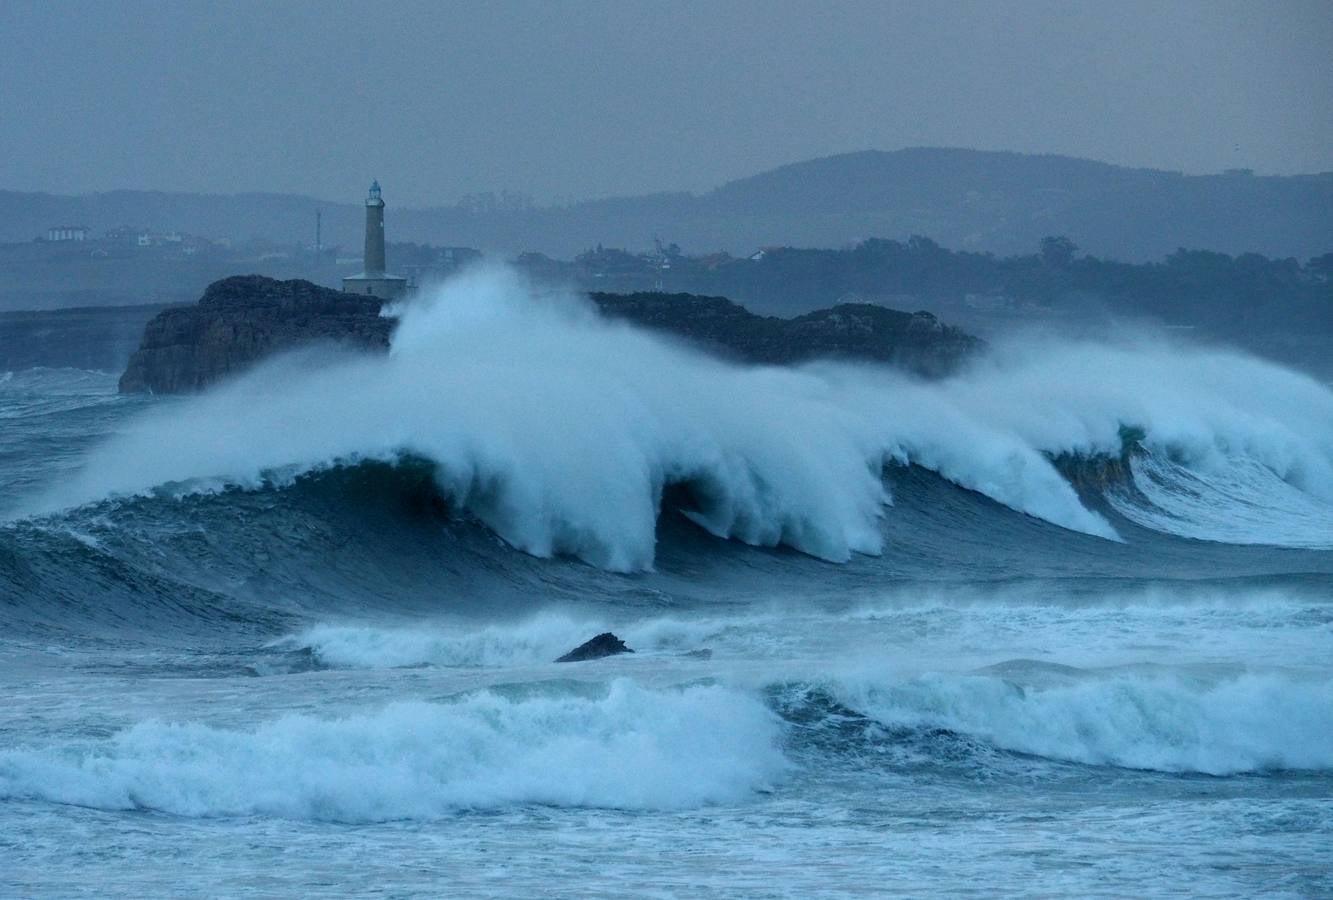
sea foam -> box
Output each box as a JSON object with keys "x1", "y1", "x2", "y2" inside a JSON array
[{"x1": 0, "y1": 680, "x2": 784, "y2": 821}]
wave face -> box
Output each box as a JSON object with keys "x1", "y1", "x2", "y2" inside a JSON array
[
  {"x1": 1108, "y1": 452, "x2": 1333, "y2": 549},
  {"x1": 10, "y1": 266, "x2": 1333, "y2": 571}
]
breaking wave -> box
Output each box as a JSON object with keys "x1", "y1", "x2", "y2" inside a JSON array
[
  {"x1": 3, "y1": 664, "x2": 1327, "y2": 825},
  {"x1": 824, "y1": 668, "x2": 1333, "y2": 776},
  {"x1": 0, "y1": 680, "x2": 785, "y2": 820},
  {"x1": 263, "y1": 608, "x2": 1333, "y2": 779},
  {"x1": 10, "y1": 266, "x2": 1332, "y2": 568}
]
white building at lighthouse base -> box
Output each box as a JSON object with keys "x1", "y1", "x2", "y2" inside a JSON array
[{"x1": 342, "y1": 272, "x2": 409, "y2": 299}]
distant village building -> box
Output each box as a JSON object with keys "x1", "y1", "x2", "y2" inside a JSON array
[
  {"x1": 398, "y1": 246, "x2": 482, "y2": 286},
  {"x1": 87, "y1": 225, "x2": 217, "y2": 254},
  {"x1": 45, "y1": 225, "x2": 88, "y2": 242},
  {"x1": 105, "y1": 225, "x2": 149, "y2": 244},
  {"x1": 343, "y1": 180, "x2": 409, "y2": 300}
]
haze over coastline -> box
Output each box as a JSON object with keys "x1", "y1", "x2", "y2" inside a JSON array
[
  {"x1": 3, "y1": 0, "x2": 1331, "y2": 204},
  {"x1": 4, "y1": 148, "x2": 1331, "y2": 262}
]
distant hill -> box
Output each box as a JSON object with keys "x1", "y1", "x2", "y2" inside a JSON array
[
  {"x1": 2, "y1": 148, "x2": 1330, "y2": 261},
  {"x1": 699, "y1": 149, "x2": 1333, "y2": 261}
]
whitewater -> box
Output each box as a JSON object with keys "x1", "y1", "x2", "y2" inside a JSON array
[{"x1": 2, "y1": 268, "x2": 1331, "y2": 897}]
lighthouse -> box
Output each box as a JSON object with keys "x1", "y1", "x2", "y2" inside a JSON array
[
  {"x1": 364, "y1": 179, "x2": 386, "y2": 274},
  {"x1": 343, "y1": 180, "x2": 408, "y2": 299}
]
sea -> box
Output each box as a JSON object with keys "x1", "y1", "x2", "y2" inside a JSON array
[{"x1": 2, "y1": 268, "x2": 1331, "y2": 897}]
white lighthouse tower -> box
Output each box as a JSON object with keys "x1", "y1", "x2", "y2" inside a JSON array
[{"x1": 343, "y1": 180, "x2": 408, "y2": 299}]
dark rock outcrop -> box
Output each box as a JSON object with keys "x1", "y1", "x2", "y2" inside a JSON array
[
  {"x1": 555, "y1": 633, "x2": 634, "y2": 663},
  {"x1": 119, "y1": 276, "x2": 980, "y2": 393},
  {"x1": 591, "y1": 292, "x2": 979, "y2": 376},
  {"x1": 118, "y1": 276, "x2": 392, "y2": 393}
]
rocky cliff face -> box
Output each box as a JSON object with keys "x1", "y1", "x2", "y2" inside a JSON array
[
  {"x1": 590, "y1": 292, "x2": 980, "y2": 376},
  {"x1": 120, "y1": 277, "x2": 980, "y2": 393},
  {"x1": 118, "y1": 276, "x2": 392, "y2": 393}
]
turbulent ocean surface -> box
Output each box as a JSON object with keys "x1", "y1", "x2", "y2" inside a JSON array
[{"x1": 2, "y1": 271, "x2": 1331, "y2": 897}]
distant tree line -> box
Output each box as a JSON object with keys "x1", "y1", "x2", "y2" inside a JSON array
[
  {"x1": 705, "y1": 236, "x2": 1329, "y2": 313},
  {"x1": 518, "y1": 236, "x2": 1331, "y2": 337}
]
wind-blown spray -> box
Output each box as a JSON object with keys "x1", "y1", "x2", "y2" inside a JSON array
[{"x1": 18, "y1": 266, "x2": 1333, "y2": 567}]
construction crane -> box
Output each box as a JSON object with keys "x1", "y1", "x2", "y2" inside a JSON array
[{"x1": 651, "y1": 235, "x2": 671, "y2": 292}]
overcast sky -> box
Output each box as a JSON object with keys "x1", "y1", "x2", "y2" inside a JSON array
[{"x1": 2, "y1": 0, "x2": 1330, "y2": 206}]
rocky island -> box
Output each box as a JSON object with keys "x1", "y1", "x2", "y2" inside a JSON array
[
  {"x1": 118, "y1": 276, "x2": 392, "y2": 393},
  {"x1": 591, "y1": 291, "x2": 978, "y2": 374},
  {"x1": 119, "y1": 275, "x2": 980, "y2": 393}
]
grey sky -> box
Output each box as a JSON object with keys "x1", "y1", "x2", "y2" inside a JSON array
[{"x1": 2, "y1": 0, "x2": 1330, "y2": 206}]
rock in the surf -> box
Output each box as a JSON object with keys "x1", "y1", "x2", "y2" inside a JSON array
[{"x1": 555, "y1": 633, "x2": 634, "y2": 663}]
